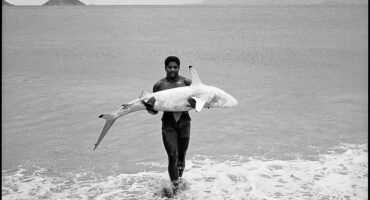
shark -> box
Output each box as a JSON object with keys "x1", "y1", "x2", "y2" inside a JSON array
[{"x1": 94, "y1": 66, "x2": 238, "y2": 151}]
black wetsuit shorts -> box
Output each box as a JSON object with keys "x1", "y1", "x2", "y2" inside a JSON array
[{"x1": 161, "y1": 112, "x2": 191, "y2": 139}]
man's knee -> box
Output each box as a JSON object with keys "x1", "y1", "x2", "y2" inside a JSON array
[{"x1": 168, "y1": 151, "x2": 178, "y2": 162}]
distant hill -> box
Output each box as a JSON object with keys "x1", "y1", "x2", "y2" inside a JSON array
[
  {"x1": 2, "y1": 0, "x2": 14, "y2": 6},
  {"x1": 43, "y1": 0, "x2": 85, "y2": 6}
]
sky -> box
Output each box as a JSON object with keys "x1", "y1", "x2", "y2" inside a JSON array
[{"x1": 6, "y1": 0, "x2": 205, "y2": 5}]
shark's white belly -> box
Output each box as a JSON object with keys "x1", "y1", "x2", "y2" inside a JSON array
[
  {"x1": 94, "y1": 66, "x2": 238, "y2": 151},
  {"x1": 151, "y1": 87, "x2": 195, "y2": 112}
]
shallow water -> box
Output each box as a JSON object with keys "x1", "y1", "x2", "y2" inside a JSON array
[
  {"x1": 2, "y1": 144, "x2": 368, "y2": 199},
  {"x1": 2, "y1": 4, "x2": 368, "y2": 199}
]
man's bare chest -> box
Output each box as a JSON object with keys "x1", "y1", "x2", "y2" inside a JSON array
[{"x1": 160, "y1": 81, "x2": 187, "y2": 90}]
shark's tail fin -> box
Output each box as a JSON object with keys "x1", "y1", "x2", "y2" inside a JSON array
[{"x1": 94, "y1": 114, "x2": 117, "y2": 151}]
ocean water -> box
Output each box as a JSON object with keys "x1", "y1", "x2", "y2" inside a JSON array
[{"x1": 2, "y1": 5, "x2": 368, "y2": 199}]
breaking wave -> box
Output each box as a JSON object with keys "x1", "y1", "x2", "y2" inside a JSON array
[{"x1": 2, "y1": 144, "x2": 367, "y2": 200}]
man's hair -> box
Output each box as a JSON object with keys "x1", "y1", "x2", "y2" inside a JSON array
[{"x1": 164, "y1": 56, "x2": 180, "y2": 66}]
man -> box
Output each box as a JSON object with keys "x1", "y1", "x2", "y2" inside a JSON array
[{"x1": 143, "y1": 56, "x2": 195, "y2": 194}]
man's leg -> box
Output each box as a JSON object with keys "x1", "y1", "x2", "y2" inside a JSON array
[
  {"x1": 177, "y1": 123, "x2": 190, "y2": 178},
  {"x1": 162, "y1": 124, "x2": 179, "y2": 183}
]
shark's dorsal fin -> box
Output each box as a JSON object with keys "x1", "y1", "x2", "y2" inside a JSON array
[
  {"x1": 139, "y1": 91, "x2": 151, "y2": 99},
  {"x1": 189, "y1": 66, "x2": 202, "y2": 86}
]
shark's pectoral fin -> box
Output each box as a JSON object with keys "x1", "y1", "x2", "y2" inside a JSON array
[{"x1": 191, "y1": 97, "x2": 207, "y2": 112}]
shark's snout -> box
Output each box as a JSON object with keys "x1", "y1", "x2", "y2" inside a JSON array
[
  {"x1": 226, "y1": 96, "x2": 238, "y2": 107},
  {"x1": 220, "y1": 92, "x2": 238, "y2": 108}
]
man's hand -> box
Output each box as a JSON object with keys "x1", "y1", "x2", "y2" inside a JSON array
[
  {"x1": 142, "y1": 97, "x2": 158, "y2": 115},
  {"x1": 187, "y1": 97, "x2": 196, "y2": 109},
  {"x1": 143, "y1": 97, "x2": 156, "y2": 109}
]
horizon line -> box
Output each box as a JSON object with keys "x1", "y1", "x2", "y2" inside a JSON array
[
  {"x1": 4, "y1": 3, "x2": 369, "y2": 6},
  {"x1": 4, "y1": 0, "x2": 368, "y2": 6}
]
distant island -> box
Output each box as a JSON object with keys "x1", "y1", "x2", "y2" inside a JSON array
[
  {"x1": 43, "y1": 0, "x2": 85, "y2": 6},
  {"x1": 2, "y1": 0, "x2": 14, "y2": 6}
]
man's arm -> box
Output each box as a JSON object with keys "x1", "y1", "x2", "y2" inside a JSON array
[
  {"x1": 153, "y1": 81, "x2": 161, "y2": 93},
  {"x1": 184, "y1": 78, "x2": 192, "y2": 86},
  {"x1": 183, "y1": 78, "x2": 196, "y2": 108},
  {"x1": 143, "y1": 81, "x2": 161, "y2": 115}
]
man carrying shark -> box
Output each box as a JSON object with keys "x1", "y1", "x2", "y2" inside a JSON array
[
  {"x1": 143, "y1": 56, "x2": 195, "y2": 194},
  {"x1": 94, "y1": 56, "x2": 238, "y2": 195}
]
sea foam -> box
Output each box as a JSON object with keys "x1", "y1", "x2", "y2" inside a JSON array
[{"x1": 2, "y1": 144, "x2": 367, "y2": 200}]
